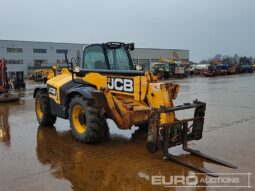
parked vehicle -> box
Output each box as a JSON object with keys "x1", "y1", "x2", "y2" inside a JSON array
[
  {"x1": 34, "y1": 42, "x2": 237, "y2": 175},
  {"x1": 238, "y1": 57, "x2": 254, "y2": 73},
  {"x1": 29, "y1": 69, "x2": 54, "y2": 81},
  {"x1": 238, "y1": 64, "x2": 253, "y2": 73},
  {"x1": 151, "y1": 63, "x2": 170, "y2": 79}
]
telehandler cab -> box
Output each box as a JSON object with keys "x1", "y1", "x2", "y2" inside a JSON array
[{"x1": 34, "y1": 42, "x2": 237, "y2": 176}]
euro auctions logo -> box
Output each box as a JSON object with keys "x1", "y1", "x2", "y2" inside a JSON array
[
  {"x1": 151, "y1": 173, "x2": 198, "y2": 187},
  {"x1": 151, "y1": 173, "x2": 253, "y2": 188}
]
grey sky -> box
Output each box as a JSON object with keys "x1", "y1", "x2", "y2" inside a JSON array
[{"x1": 0, "y1": 0, "x2": 254, "y2": 61}]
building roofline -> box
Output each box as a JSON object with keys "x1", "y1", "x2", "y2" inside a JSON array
[
  {"x1": 134, "y1": 47, "x2": 189, "y2": 51},
  {"x1": 0, "y1": 39, "x2": 86, "y2": 46},
  {"x1": 0, "y1": 39, "x2": 188, "y2": 51}
]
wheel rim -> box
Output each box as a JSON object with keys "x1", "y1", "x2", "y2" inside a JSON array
[
  {"x1": 36, "y1": 97, "x2": 43, "y2": 119},
  {"x1": 72, "y1": 105, "x2": 87, "y2": 134}
]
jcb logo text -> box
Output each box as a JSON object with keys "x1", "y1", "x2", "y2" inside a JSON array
[{"x1": 107, "y1": 77, "x2": 133, "y2": 93}]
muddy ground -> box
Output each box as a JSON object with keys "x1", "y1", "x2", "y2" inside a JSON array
[{"x1": 0, "y1": 74, "x2": 254, "y2": 191}]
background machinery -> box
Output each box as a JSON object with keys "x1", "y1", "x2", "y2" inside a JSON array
[
  {"x1": 34, "y1": 42, "x2": 237, "y2": 176},
  {"x1": 0, "y1": 58, "x2": 10, "y2": 94},
  {"x1": 29, "y1": 69, "x2": 54, "y2": 82},
  {"x1": 159, "y1": 57, "x2": 186, "y2": 78},
  {"x1": 0, "y1": 59, "x2": 20, "y2": 102},
  {"x1": 9, "y1": 71, "x2": 26, "y2": 89},
  {"x1": 238, "y1": 57, "x2": 254, "y2": 73},
  {"x1": 151, "y1": 62, "x2": 170, "y2": 79}
]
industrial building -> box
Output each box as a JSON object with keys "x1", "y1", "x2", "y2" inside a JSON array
[{"x1": 0, "y1": 39, "x2": 189, "y2": 76}]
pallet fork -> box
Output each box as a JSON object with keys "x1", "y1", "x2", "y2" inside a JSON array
[{"x1": 148, "y1": 100, "x2": 237, "y2": 177}]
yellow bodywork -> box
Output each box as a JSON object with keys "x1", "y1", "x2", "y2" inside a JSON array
[
  {"x1": 48, "y1": 74, "x2": 73, "y2": 104},
  {"x1": 47, "y1": 69, "x2": 179, "y2": 129},
  {"x1": 72, "y1": 105, "x2": 87, "y2": 134},
  {"x1": 35, "y1": 96, "x2": 43, "y2": 119}
]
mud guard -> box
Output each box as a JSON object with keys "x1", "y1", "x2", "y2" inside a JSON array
[
  {"x1": 65, "y1": 86, "x2": 96, "y2": 103},
  {"x1": 33, "y1": 86, "x2": 48, "y2": 98},
  {"x1": 55, "y1": 86, "x2": 96, "y2": 119}
]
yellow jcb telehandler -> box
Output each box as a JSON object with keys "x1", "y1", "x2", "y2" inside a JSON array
[{"x1": 34, "y1": 42, "x2": 237, "y2": 176}]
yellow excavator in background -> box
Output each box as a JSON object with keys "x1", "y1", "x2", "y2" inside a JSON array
[
  {"x1": 34, "y1": 42, "x2": 237, "y2": 176},
  {"x1": 29, "y1": 69, "x2": 54, "y2": 82}
]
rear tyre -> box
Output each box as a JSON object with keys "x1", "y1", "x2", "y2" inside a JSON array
[
  {"x1": 35, "y1": 91, "x2": 57, "y2": 126},
  {"x1": 69, "y1": 95, "x2": 108, "y2": 143}
]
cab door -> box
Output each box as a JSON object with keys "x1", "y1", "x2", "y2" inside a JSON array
[{"x1": 83, "y1": 45, "x2": 109, "y2": 69}]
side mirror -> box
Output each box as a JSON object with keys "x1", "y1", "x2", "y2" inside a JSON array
[{"x1": 127, "y1": 43, "x2": 135, "y2": 51}]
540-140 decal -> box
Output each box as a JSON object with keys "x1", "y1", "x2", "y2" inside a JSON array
[
  {"x1": 107, "y1": 77, "x2": 134, "y2": 93},
  {"x1": 48, "y1": 86, "x2": 57, "y2": 96}
]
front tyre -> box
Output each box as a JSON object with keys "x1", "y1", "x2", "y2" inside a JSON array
[
  {"x1": 35, "y1": 91, "x2": 56, "y2": 126},
  {"x1": 69, "y1": 95, "x2": 107, "y2": 143}
]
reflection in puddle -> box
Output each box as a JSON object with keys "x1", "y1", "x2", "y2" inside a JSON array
[
  {"x1": 36, "y1": 126, "x2": 209, "y2": 190},
  {"x1": 0, "y1": 105, "x2": 10, "y2": 146}
]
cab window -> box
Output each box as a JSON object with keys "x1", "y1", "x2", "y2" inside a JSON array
[
  {"x1": 106, "y1": 47, "x2": 132, "y2": 70},
  {"x1": 83, "y1": 46, "x2": 108, "y2": 69}
]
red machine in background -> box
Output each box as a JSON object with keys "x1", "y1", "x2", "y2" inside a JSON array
[
  {"x1": 201, "y1": 58, "x2": 238, "y2": 77},
  {"x1": 0, "y1": 59, "x2": 10, "y2": 94},
  {"x1": 0, "y1": 58, "x2": 20, "y2": 102}
]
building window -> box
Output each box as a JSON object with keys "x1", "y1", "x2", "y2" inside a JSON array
[
  {"x1": 56, "y1": 59, "x2": 66, "y2": 64},
  {"x1": 7, "y1": 48, "x2": 23, "y2": 53},
  {"x1": 56, "y1": 49, "x2": 68, "y2": 54},
  {"x1": 33, "y1": 48, "x2": 47, "y2": 53},
  {"x1": 34, "y1": 60, "x2": 47, "y2": 67},
  {"x1": 56, "y1": 59, "x2": 67, "y2": 67},
  {"x1": 6, "y1": 60, "x2": 23, "y2": 64}
]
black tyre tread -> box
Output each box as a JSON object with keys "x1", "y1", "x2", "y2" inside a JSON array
[
  {"x1": 69, "y1": 95, "x2": 108, "y2": 143},
  {"x1": 36, "y1": 92, "x2": 56, "y2": 126}
]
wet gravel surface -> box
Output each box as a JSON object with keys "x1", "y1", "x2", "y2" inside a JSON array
[{"x1": 0, "y1": 75, "x2": 254, "y2": 191}]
